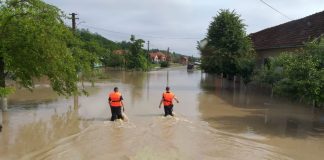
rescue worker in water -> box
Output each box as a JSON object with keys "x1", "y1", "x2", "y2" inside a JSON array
[
  {"x1": 108, "y1": 87, "x2": 125, "y2": 121},
  {"x1": 159, "y1": 86, "x2": 179, "y2": 116}
]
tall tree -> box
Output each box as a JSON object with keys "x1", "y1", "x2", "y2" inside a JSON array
[
  {"x1": 0, "y1": 0, "x2": 93, "y2": 103},
  {"x1": 199, "y1": 9, "x2": 255, "y2": 79},
  {"x1": 126, "y1": 35, "x2": 149, "y2": 70}
]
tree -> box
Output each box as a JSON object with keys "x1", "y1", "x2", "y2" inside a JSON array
[
  {"x1": 237, "y1": 52, "x2": 256, "y2": 85},
  {"x1": 256, "y1": 37, "x2": 324, "y2": 107},
  {"x1": 0, "y1": 0, "x2": 94, "y2": 106},
  {"x1": 274, "y1": 53, "x2": 323, "y2": 107},
  {"x1": 75, "y1": 29, "x2": 122, "y2": 68},
  {"x1": 126, "y1": 35, "x2": 149, "y2": 70},
  {"x1": 118, "y1": 40, "x2": 132, "y2": 50},
  {"x1": 199, "y1": 9, "x2": 255, "y2": 80},
  {"x1": 160, "y1": 61, "x2": 169, "y2": 68},
  {"x1": 255, "y1": 57, "x2": 285, "y2": 97},
  {"x1": 102, "y1": 51, "x2": 125, "y2": 68}
]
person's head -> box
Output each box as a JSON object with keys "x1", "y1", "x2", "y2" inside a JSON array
[
  {"x1": 114, "y1": 87, "x2": 118, "y2": 92},
  {"x1": 165, "y1": 86, "x2": 170, "y2": 91}
]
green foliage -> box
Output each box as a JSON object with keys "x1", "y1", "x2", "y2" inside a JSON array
[
  {"x1": 200, "y1": 48, "x2": 223, "y2": 74},
  {"x1": 76, "y1": 29, "x2": 120, "y2": 67},
  {"x1": 0, "y1": 87, "x2": 15, "y2": 97},
  {"x1": 171, "y1": 52, "x2": 180, "y2": 63},
  {"x1": 78, "y1": 29, "x2": 119, "y2": 51},
  {"x1": 275, "y1": 53, "x2": 323, "y2": 106},
  {"x1": 102, "y1": 51, "x2": 125, "y2": 68},
  {"x1": 125, "y1": 35, "x2": 149, "y2": 71},
  {"x1": 257, "y1": 38, "x2": 324, "y2": 107},
  {"x1": 207, "y1": 9, "x2": 247, "y2": 53},
  {"x1": 188, "y1": 55, "x2": 198, "y2": 63},
  {"x1": 160, "y1": 61, "x2": 169, "y2": 68},
  {"x1": 199, "y1": 9, "x2": 255, "y2": 80},
  {"x1": 237, "y1": 52, "x2": 256, "y2": 85},
  {"x1": 0, "y1": 0, "x2": 93, "y2": 96},
  {"x1": 255, "y1": 57, "x2": 284, "y2": 86},
  {"x1": 117, "y1": 41, "x2": 132, "y2": 50}
]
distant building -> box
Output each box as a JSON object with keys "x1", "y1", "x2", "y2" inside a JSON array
[
  {"x1": 149, "y1": 52, "x2": 166, "y2": 63},
  {"x1": 179, "y1": 56, "x2": 188, "y2": 65},
  {"x1": 250, "y1": 10, "x2": 324, "y2": 67},
  {"x1": 112, "y1": 49, "x2": 128, "y2": 55}
]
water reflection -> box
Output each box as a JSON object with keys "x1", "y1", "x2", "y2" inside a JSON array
[
  {"x1": 0, "y1": 106, "x2": 83, "y2": 159},
  {"x1": 0, "y1": 112, "x2": 9, "y2": 155},
  {"x1": 199, "y1": 73, "x2": 324, "y2": 139},
  {"x1": 8, "y1": 87, "x2": 60, "y2": 106},
  {"x1": 0, "y1": 68, "x2": 323, "y2": 160},
  {"x1": 103, "y1": 70, "x2": 147, "y2": 106}
]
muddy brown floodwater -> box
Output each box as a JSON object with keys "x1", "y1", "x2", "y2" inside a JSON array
[{"x1": 0, "y1": 67, "x2": 323, "y2": 160}]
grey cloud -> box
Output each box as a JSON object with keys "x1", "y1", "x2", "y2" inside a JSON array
[{"x1": 45, "y1": 0, "x2": 324, "y2": 56}]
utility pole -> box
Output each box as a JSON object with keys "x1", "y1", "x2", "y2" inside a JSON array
[
  {"x1": 167, "y1": 69, "x2": 169, "y2": 86},
  {"x1": 147, "y1": 41, "x2": 150, "y2": 99},
  {"x1": 166, "y1": 47, "x2": 169, "y2": 86},
  {"x1": 147, "y1": 41, "x2": 150, "y2": 64},
  {"x1": 70, "y1": 13, "x2": 79, "y2": 31},
  {"x1": 147, "y1": 41, "x2": 150, "y2": 53},
  {"x1": 167, "y1": 47, "x2": 171, "y2": 62},
  {"x1": 70, "y1": 13, "x2": 79, "y2": 109}
]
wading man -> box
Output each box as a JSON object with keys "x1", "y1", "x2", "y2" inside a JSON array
[
  {"x1": 108, "y1": 87, "x2": 125, "y2": 121},
  {"x1": 159, "y1": 86, "x2": 179, "y2": 116}
]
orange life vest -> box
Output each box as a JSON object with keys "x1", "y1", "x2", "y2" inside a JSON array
[
  {"x1": 163, "y1": 92, "x2": 174, "y2": 106},
  {"x1": 109, "y1": 92, "x2": 122, "y2": 107}
]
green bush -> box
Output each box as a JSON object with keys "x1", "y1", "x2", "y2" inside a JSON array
[
  {"x1": 256, "y1": 37, "x2": 324, "y2": 107},
  {"x1": 160, "y1": 61, "x2": 169, "y2": 68},
  {"x1": 0, "y1": 87, "x2": 15, "y2": 97}
]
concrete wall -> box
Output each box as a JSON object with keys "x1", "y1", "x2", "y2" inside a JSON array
[{"x1": 255, "y1": 47, "x2": 302, "y2": 67}]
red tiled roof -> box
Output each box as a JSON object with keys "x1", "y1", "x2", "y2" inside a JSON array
[
  {"x1": 180, "y1": 56, "x2": 188, "y2": 60},
  {"x1": 149, "y1": 52, "x2": 166, "y2": 59},
  {"x1": 112, "y1": 50, "x2": 127, "y2": 55},
  {"x1": 250, "y1": 10, "x2": 324, "y2": 50}
]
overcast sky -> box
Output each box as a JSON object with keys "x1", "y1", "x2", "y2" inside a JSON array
[{"x1": 45, "y1": 0, "x2": 324, "y2": 56}]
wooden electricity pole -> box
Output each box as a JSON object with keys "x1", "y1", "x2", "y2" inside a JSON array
[
  {"x1": 70, "y1": 13, "x2": 79, "y2": 31},
  {"x1": 70, "y1": 13, "x2": 79, "y2": 109}
]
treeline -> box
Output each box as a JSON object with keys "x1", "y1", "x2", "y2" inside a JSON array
[
  {"x1": 199, "y1": 9, "x2": 324, "y2": 107},
  {"x1": 76, "y1": 29, "x2": 196, "y2": 70},
  {"x1": 75, "y1": 29, "x2": 150, "y2": 70},
  {"x1": 77, "y1": 28, "x2": 197, "y2": 69},
  {"x1": 0, "y1": 0, "x2": 152, "y2": 102}
]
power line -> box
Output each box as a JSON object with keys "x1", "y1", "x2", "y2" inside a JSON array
[
  {"x1": 80, "y1": 24, "x2": 201, "y2": 40},
  {"x1": 78, "y1": 24, "x2": 199, "y2": 55},
  {"x1": 148, "y1": 43, "x2": 197, "y2": 53},
  {"x1": 259, "y1": 0, "x2": 293, "y2": 20}
]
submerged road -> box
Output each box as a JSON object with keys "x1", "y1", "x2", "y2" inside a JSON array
[{"x1": 0, "y1": 67, "x2": 323, "y2": 160}]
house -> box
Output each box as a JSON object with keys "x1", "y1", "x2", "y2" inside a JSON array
[
  {"x1": 179, "y1": 56, "x2": 188, "y2": 65},
  {"x1": 149, "y1": 52, "x2": 166, "y2": 63},
  {"x1": 250, "y1": 10, "x2": 324, "y2": 67},
  {"x1": 112, "y1": 49, "x2": 128, "y2": 55}
]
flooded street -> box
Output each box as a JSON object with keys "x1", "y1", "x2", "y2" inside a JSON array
[{"x1": 0, "y1": 67, "x2": 323, "y2": 160}]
